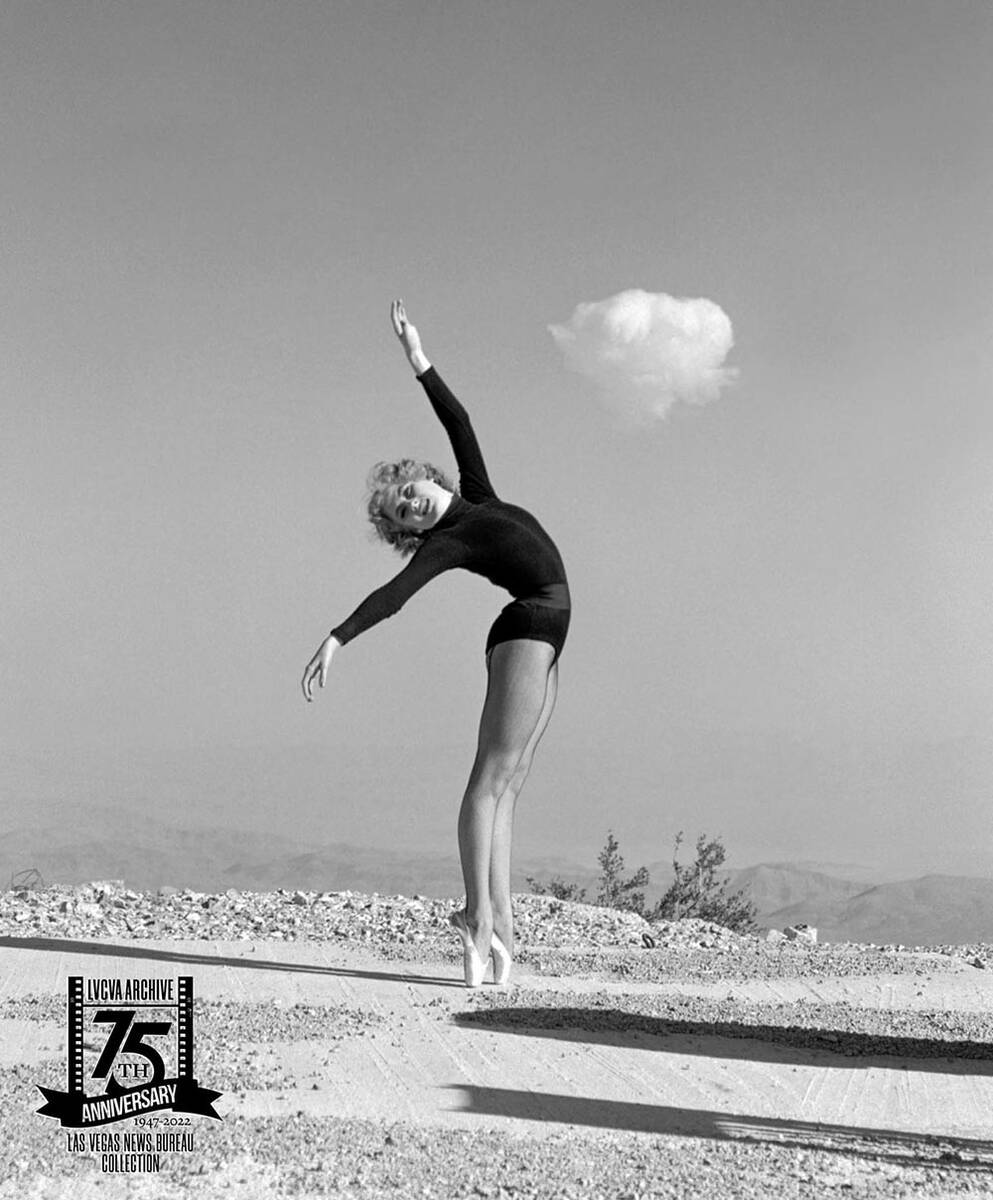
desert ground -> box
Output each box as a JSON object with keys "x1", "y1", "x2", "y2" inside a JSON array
[{"x1": 1, "y1": 885, "x2": 991, "y2": 1198}]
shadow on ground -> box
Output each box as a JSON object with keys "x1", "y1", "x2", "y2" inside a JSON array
[
  {"x1": 446, "y1": 1084, "x2": 993, "y2": 1170},
  {"x1": 456, "y1": 1006, "x2": 993, "y2": 1074},
  {"x1": 0, "y1": 936, "x2": 462, "y2": 988}
]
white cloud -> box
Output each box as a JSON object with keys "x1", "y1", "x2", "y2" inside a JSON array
[{"x1": 548, "y1": 288, "x2": 737, "y2": 422}]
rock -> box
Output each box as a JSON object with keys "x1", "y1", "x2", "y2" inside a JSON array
[{"x1": 785, "y1": 924, "x2": 818, "y2": 945}]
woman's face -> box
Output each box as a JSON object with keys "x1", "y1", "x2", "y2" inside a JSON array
[{"x1": 383, "y1": 479, "x2": 450, "y2": 532}]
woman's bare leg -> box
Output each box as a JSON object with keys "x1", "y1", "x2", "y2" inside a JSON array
[
  {"x1": 458, "y1": 639, "x2": 556, "y2": 959},
  {"x1": 489, "y1": 660, "x2": 558, "y2": 955}
]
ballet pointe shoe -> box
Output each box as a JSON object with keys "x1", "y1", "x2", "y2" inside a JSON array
[
  {"x1": 490, "y1": 931, "x2": 512, "y2": 986},
  {"x1": 449, "y1": 910, "x2": 487, "y2": 988}
]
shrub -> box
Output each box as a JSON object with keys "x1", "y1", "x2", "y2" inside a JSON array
[
  {"x1": 525, "y1": 875, "x2": 588, "y2": 903},
  {"x1": 594, "y1": 830, "x2": 649, "y2": 913},
  {"x1": 650, "y1": 831, "x2": 758, "y2": 933},
  {"x1": 528, "y1": 829, "x2": 758, "y2": 934}
]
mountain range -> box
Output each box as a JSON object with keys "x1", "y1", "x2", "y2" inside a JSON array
[{"x1": 4, "y1": 806, "x2": 991, "y2": 946}]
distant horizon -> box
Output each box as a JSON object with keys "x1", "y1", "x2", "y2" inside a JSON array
[
  {"x1": 7, "y1": 721, "x2": 993, "y2": 882},
  {"x1": 7, "y1": 792, "x2": 991, "y2": 892}
]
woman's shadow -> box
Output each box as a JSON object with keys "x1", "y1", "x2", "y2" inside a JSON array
[
  {"x1": 448, "y1": 1004, "x2": 993, "y2": 1168},
  {"x1": 456, "y1": 1004, "x2": 993, "y2": 1074},
  {"x1": 442, "y1": 1083, "x2": 993, "y2": 1171}
]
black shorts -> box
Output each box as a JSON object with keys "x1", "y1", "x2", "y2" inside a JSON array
[{"x1": 485, "y1": 583, "x2": 571, "y2": 665}]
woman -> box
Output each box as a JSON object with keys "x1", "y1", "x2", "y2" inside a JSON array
[{"x1": 302, "y1": 300, "x2": 570, "y2": 987}]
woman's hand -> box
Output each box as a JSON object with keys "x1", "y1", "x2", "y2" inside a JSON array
[
  {"x1": 391, "y1": 299, "x2": 430, "y2": 374},
  {"x1": 301, "y1": 635, "x2": 340, "y2": 702}
]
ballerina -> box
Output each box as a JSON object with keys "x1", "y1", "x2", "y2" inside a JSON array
[{"x1": 302, "y1": 300, "x2": 571, "y2": 986}]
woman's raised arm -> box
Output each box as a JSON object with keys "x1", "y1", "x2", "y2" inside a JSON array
[
  {"x1": 391, "y1": 299, "x2": 497, "y2": 503},
  {"x1": 391, "y1": 299, "x2": 431, "y2": 376}
]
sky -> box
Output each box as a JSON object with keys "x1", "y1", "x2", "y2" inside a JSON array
[{"x1": 3, "y1": 0, "x2": 992, "y2": 882}]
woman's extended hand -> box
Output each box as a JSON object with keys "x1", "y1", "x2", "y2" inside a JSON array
[
  {"x1": 301, "y1": 635, "x2": 340, "y2": 702},
  {"x1": 391, "y1": 299, "x2": 430, "y2": 374}
]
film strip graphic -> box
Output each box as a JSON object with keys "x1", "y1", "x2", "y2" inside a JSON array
[
  {"x1": 66, "y1": 976, "x2": 194, "y2": 1097},
  {"x1": 37, "y1": 977, "x2": 221, "y2": 1127}
]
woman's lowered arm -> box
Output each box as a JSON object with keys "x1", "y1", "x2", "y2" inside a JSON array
[{"x1": 301, "y1": 533, "x2": 462, "y2": 702}]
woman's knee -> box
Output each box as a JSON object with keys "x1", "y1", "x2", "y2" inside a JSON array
[
  {"x1": 503, "y1": 755, "x2": 533, "y2": 801},
  {"x1": 470, "y1": 747, "x2": 525, "y2": 803}
]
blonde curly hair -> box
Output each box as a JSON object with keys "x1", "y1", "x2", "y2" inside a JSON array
[{"x1": 366, "y1": 459, "x2": 456, "y2": 557}]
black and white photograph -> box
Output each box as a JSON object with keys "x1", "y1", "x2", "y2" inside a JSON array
[{"x1": 3, "y1": 2, "x2": 992, "y2": 1196}]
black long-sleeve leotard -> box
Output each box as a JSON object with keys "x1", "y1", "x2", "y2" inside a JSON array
[{"x1": 329, "y1": 366, "x2": 569, "y2": 650}]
